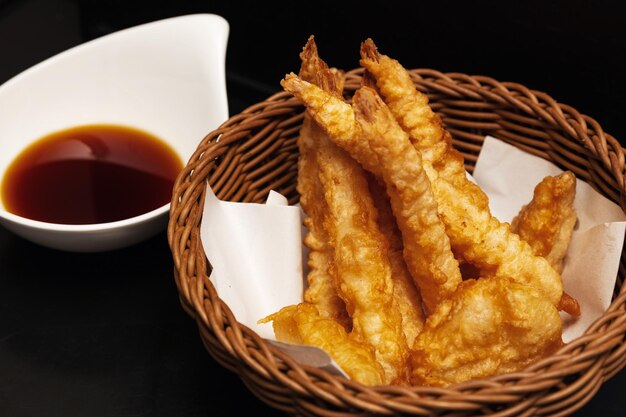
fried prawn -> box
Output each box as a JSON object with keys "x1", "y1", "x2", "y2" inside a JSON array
[
  {"x1": 511, "y1": 171, "x2": 577, "y2": 274},
  {"x1": 273, "y1": 38, "x2": 410, "y2": 384},
  {"x1": 369, "y1": 177, "x2": 425, "y2": 345},
  {"x1": 512, "y1": 171, "x2": 579, "y2": 316},
  {"x1": 281, "y1": 74, "x2": 462, "y2": 313},
  {"x1": 316, "y1": 134, "x2": 409, "y2": 384},
  {"x1": 411, "y1": 277, "x2": 563, "y2": 387},
  {"x1": 359, "y1": 39, "x2": 569, "y2": 313},
  {"x1": 297, "y1": 38, "x2": 350, "y2": 328},
  {"x1": 265, "y1": 303, "x2": 384, "y2": 385}
]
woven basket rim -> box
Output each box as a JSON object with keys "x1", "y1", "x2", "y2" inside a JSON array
[{"x1": 168, "y1": 67, "x2": 626, "y2": 416}]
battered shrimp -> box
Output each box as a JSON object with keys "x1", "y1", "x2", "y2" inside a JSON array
[
  {"x1": 298, "y1": 114, "x2": 351, "y2": 328},
  {"x1": 281, "y1": 74, "x2": 462, "y2": 313},
  {"x1": 369, "y1": 177, "x2": 425, "y2": 344},
  {"x1": 316, "y1": 135, "x2": 410, "y2": 384},
  {"x1": 359, "y1": 39, "x2": 568, "y2": 312},
  {"x1": 297, "y1": 38, "x2": 350, "y2": 327},
  {"x1": 512, "y1": 171, "x2": 579, "y2": 316},
  {"x1": 411, "y1": 277, "x2": 563, "y2": 387},
  {"x1": 511, "y1": 171, "x2": 577, "y2": 274},
  {"x1": 272, "y1": 38, "x2": 410, "y2": 384},
  {"x1": 265, "y1": 303, "x2": 384, "y2": 385}
]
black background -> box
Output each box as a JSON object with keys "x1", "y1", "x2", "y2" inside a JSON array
[
  {"x1": 2, "y1": 0, "x2": 626, "y2": 145},
  {"x1": 1, "y1": 0, "x2": 625, "y2": 416}
]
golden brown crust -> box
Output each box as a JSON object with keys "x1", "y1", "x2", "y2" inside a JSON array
[
  {"x1": 282, "y1": 75, "x2": 463, "y2": 314},
  {"x1": 297, "y1": 116, "x2": 351, "y2": 327},
  {"x1": 296, "y1": 38, "x2": 350, "y2": 328},
  {"x1": 352, "y1": 88, "x2": 463, "y2": 313},
  {"x1": 281, "y1": 39, "x2": 410, "y2": 384},
  {"x1": 511, "y1": 171, "x2": 577, "y2": 274},
  {"x1": 368, "y1": 176, "x2": 425, "y2": 345},
  {"x1": 274, "y1": 38, "x2": 574, "y2": 388},
  {"x1": 360, "y1": 40, "x2": 567, "y2": 312},
  {"x1": 410, "y1": 277, "x2": 563, "y2": 387},
  {"x1": 316, "y1": 135, "x2": 410, "y2": 384},
  {"x1": 511, "y1": 171, "x2": 579, "y2": 316},
  {"x1": 265, "y1": 303, "x2": 385, "y2": 385}
]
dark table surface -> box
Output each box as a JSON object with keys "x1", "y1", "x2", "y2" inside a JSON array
[{"x1": 1, "y1": 1, "x2": 625, "y2": 416}]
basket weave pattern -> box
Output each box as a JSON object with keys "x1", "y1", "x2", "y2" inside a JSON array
[{"x1": 168, "y1": 68, "x2": 626, "y2": 416}]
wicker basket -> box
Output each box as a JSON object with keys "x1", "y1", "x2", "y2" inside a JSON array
[{"x1": 168, "y1": 68, "x2": 626, "y2": 416}]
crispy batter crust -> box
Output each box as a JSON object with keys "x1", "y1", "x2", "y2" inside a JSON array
[
  {"x1": 369, "y1": 177, "x2": 425, "y2": 345},
  {"x1": 359, "y1": 40, "x2": 568, "y2": 312},
  {"x1": 275, "y1": 39, "x2": 410, "y2": 384},
  {"x1": 298, "y1": 116, "x2": 351, "y2": 327},
  {"x1": 297, "y1": 38, "x2": 350, "y2": 328},
  {"x1": 282, "y1": 74, "x2": 462, "y2": 314},
  {"x1": 316, "y1": 135, "x2": 409, "y2": 384},
  {"x1": 271, "y1": 38, "x2": 574, "y2": 388},
  {"x1": 411, "y1": 277, "x2": 563, "y2": 387},
  {"x1": 512, "y1": 171, "x2": 579, "y2": 316},
  {"x1": 511, "y1": 171, "x2": 577, "y2": 273},
  {"x1": 266, "y1": 303, "x2": 385, "y2": 385}
]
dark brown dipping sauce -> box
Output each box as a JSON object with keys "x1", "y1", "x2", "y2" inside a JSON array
[{"x1": 1, "y1": 124, "x2": 183, "y2": 224}]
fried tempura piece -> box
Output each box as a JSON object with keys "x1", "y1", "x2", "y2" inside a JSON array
[
  {"x1": 359, "y1": 39, "x2": 467, "y2": 190},
  {"x1": 296, "y1": 38, "x2": 350, "y2": 328},
  {"x1": 278, "y1": 38, "x2": 409, "y2": 384},
  {"x1": 265, "y1": 303, "x2": 384, "y2": 385},
  {"x1": 511, "y1": 171, "x2": 577, "y2": 274},
  {"x1": 359, "y1": 39, "x2": 568, "y2": 313},
  {"x1": 410, "y1": 277, "x2": 563, "y2": 387},
  {"x1": 298, "y1": 116, "x2": 350, "y2": 328},
  {"x1": 369, "y1": 177, "x2": 425, "y2": 344},
  {"x1": 281, "y1": 74, "x2": 462, "y2": 314},
  {"x1": 434, "y1": 180, "x2": 564, "y2": 308},
  {"x1": 316, "y1": 135, "x2": 409, "y2": 384},
  {"x1": 511, "y1": 171, "x2": 579, "y2": 316}
]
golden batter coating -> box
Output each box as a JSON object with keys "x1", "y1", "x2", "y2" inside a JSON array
[
  {"x1": 369, "y1": 177, "x2": 425, "y2": 345},
  {"x1": 435, "y1": 179, "x2": 564, "y2": 309},
  {"x1": 268, "y1": 37, "x2": 573, "y2": 388},
  {"x1": 411, "y1": 277, "x2": 563, "y2": 387},
  {"x1": 512, "y1": 171, "x2": 579, "y2": 316},
  {"x1": 359, "y1": 39, "x2": 568, "y2": 313},
  {"x1": 360, "y1": 39, "x2": 469, "y2": 192},
  {"x1": 273, "y1": 38, "x2": 410, "y2": 384},
  {"x1": 281, "y1": 74, "x2": 462, "y2": 313},
  {"x1": 298, "y1": 116, "x2": 351, "y2": 328},
  {"x1": 511, "y1": 171, "x2": 577, "y2": 274},
  {"x1": 266, "y1": 303, "x2": 385, "y2": 385},
  {"x1": 297, "y1": 38, "x2": 350, "y2": 328},
  {"x1": 316, "y1": 135, "x2": 410, "y2": 384}
]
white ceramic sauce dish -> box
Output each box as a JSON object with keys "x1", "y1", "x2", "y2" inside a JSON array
[{"x1": 0, "y1": 14, "x2": 229, "y2": 252}]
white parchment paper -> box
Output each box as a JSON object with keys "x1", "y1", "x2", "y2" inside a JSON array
[
  {"x1": 200, "y1": 135, "x2": 626, "y2": 368},
  {"x1": 200, "y1": 189, "x2": 303, "y2": 339}
]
